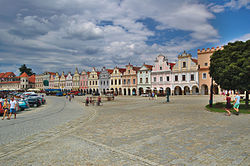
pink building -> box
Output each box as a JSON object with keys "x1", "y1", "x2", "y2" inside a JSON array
[
  {"x1": 79, "y1": 70, "x2": 88, "y2": 93},
  {"x1": 151, "y1": 54, "x2": 175, "y2": 94}
]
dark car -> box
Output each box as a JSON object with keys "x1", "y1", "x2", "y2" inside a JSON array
[{"x1": 27, "y1": 98, "x2": 41, "y2": 107}]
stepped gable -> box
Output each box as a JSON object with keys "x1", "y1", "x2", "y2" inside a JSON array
[
  {"x1": 20, "y1": 72, "x2": 28, "y2": 77},
  {"x1": 197, "y1": 46, "x2": 224, "y2": 54}
]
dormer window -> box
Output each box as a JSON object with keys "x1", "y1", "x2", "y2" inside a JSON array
[{"x1": 160, "y1": 66, "x2": 162, "y2": 70}]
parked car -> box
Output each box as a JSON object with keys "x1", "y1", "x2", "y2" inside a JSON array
[
  {"x1": 27, "y1": 98, "x2": 41, "y2": 107},
  {"x1": 17, "y1": 99, "x2": 29, "y2": 111},
  {"x1": 37, "y1": 96, "x2": 46, "y2": 104},
  {"x1": 56, "y1": 92, "x2": 63, "y2": 96}
]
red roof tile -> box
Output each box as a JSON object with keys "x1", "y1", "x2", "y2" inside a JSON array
[
  {"x1": 29, "y1": 75, "x2": 35, "y2": 83},
  {"x1": 0, "y1": 73, "x2": 5, "y2": 78},
  {"x1": 144, "y1": 64, "x2": 153, "y2": 70},
  {"x1": 191, "y1": 58, "x2": 198, "y2": 64},
  {"x1": 20, "y1": 72, "x2": 28, "y2": 77},
  {"x1": 133, "y1": 66, "x2": 140, "y2": 72},
  {"x1": 106, "y1": 69, "x2": 113, "y2": 74},
  {"x1": 169, "y1": 63, "x2": 176, "y2": 70},
  {"x1": 3, "y1": 72, "x2": 15, "y2": 78},
  {"x1": 118, "y1": 68, "x2": 126, "y2": 73},
  {"x1": 0, "y1": 81, "x2": 20, "y2": 84}
]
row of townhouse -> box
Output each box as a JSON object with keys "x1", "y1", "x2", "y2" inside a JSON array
[
  {"x1": 36, "y1": 47, "x2": 222, "y2": 95},
  {"x1": 0, "y1": 72, "x2": 35, "y2": 90}
]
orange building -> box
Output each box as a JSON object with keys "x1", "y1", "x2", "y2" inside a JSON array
[{"x1": 197, "y1": 46, "x2": 223, "y2": 95}]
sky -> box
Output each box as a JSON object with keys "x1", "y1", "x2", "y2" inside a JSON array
[{"x1": 0, "y1": 0, "x2": 249, "y2": 75}]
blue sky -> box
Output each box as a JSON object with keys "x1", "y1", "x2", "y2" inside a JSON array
[{"x1": 0, "y1": 0, "x2": 249, "y2": 74}]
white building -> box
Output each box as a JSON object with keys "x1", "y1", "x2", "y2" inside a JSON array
[
  {"x1": 172, "y1": 51, "x2": 199, "y2": 95},
  {"x1": 65, "y1": 72, "x2": 73, "y2": 91},
  {"x1": 137, "y1": 64, "x2": 153, "y2": 95}
]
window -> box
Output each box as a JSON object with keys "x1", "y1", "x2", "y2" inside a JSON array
[
  {"x1": 128, "y1": 79, "x2": 130, "y2": 84},
  {"x1": 183, "y1": 62, "x2": 186, "y2": 68},
  {"x1": 111, "y1": 80, "x2": 113, "y2": 85},
  {"x1": 92, "y1": 75, "x2": 94, "y2": 78},
  {"x1": 96, "y1": 81, "x2": 97, "y2": 85},
  {"x1": 115, "y1": 79, "x2": 117, "y2": 85},
  {"x1": 124, "y1": 79, "x2": 126, "y2": 84},
  {"x1": 160, "y1": 77, "x2": 163, "y2": 82},
  {"x1": 175, "y1": 75, "x2": 178, "y2": 81},
  {"x1": 146, "y1": 71, "x2": 148, "y2": 74},
  {"x1": 146, "y1": 77, "x2": 148, "y2": 83},
  {"x1": 128, "y1": 70, "x2": 130, "y2": 74},
  {"x1": 202, "y1": 73, "x2": 207, "y2": 79},
  {"x1": 160, "y1": 66, "x2": 162, "y2": 70},
  {"x1": 191, "y1": 74, "x2": 194, "y2": 81},
  {"x1": 93, "y1": 81, "x2": 95, "y2": 85},
  {"x1": 90, "y1": 81, "x2": 91, "y2": 85},
  {"x1": 140, "y1": 78, "x2": 142, "y2": 83},
  {"x1": 103, "y1": 81, "x2": 105, "y2": 85},
  {"x1": 166, "y1": 76, "x2": 169, "y2": 81},
  {"x1": 205, "y1": 63, "x2": 208, "y2": 66},
  {"x1": 101, "y1": 81, "x2": 102, "y2": 85},
  {"x1": 154, "y1": 77, "x2": 156, "y2": 82},
  {"x1": 182, "y1": 75, "x2": 186, "y2": 81},
  {"x1": 107, "y1": 81, "x2": 109, "y2": 85},
  {"x1": 133, "y1": 79, "x2": 135, "y2": 84},
  {"x1": 119, "y1": 79, "x2": 121, "y2": 85},
  {"x1": 140, "y1": 71, "x2": 142, "y2": 74}
]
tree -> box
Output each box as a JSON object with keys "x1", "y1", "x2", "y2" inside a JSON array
[
  {"x1": 210, "y1": 40, "x2": 250, "y2": 107},
  {"x1": 19, "y1": 64, "x2": 35, "y2": 76}
]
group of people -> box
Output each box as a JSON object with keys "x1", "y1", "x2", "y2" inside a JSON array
[
  {"x1": 2, "y1": 97, "x2": 18, "y2": 120},
  {"x1": 85, "y1": 96, "x2": 101, "y2": 106},
  {"x1": 224, "y1": 92, "x2": 241, "y2": 116},
  {"x1": 66, "y1": 94, "x2": 74, "y2": 102}
]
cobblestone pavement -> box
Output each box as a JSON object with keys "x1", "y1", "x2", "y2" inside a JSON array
[{"x1": 0, "y1": 95, "x2": 249, "y2": 166}]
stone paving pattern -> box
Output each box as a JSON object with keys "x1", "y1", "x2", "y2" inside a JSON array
[{"x1": 0, "y1": 95, "x2": 249, "y2": 165}]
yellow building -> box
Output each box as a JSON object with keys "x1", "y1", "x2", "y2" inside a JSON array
[
  {"x1": 59, "y1": 72, "x2": 66, "y2": 90},
  {"x1": 72, "y1": 68, "x2": 80, "y2": 91},
  {"x1": 54, "y1": 72, "x2": 60, "y2": 89},
  {"x1": 110, "y1": 67, "x2": 126, "y2": 95}
]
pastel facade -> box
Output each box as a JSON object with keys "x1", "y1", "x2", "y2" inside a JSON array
[
  {"x1": 53, "y1": 72, "x2": 60, "y2": 89},
  {"x1": 197, "y1": 47, "x2": 223, "y2": 95},
  {"x1": 59, "y1": 72, "x2": 66, "y2": 90},
  {"x1": 110, "y1": 67, "x2": 125, "y2": 95},
  {"x1": 49, "y1": 74, "x2": 55, "y2": 89},
  {"x1": 72, "y1": 68, "x2": 80, "y2": 91},
  {"x1": 88, "y1": 68, "x2": 100, "y2": 94},
  {"x1": 137, "y1": 64, "x2": 153, "y2": 95},
  {"x1": 79, "y1": 70, "x2": 88, "y2": 93},
  {"x1": 99, "y1": 67, "x2": 112, "y2": 94},
  {"x1": 151, "y1": 54, "x2": 173, "y2": 94},
  {"x1": 172, "y1": 51, "x2": 199, "y2": 95},
  {"x1": 65, "y1": 72, "x2": 73, "y2": 91},
  {"x1": 122, "y1": 64, "x2": 140, "y2": 96}
]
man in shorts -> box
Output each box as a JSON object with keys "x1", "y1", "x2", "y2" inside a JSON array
[
  {"x1": 2, "y1": 98, "x2": 9, "y2": 120},
  {"x1": 7, "y1": 97, "x2": 17, "y2": 120},
  {"x1": 233, "y1": 92, "x2": 240, "y2": 115}
]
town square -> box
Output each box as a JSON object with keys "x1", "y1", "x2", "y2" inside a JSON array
[{"x1": 0, "y1": 0, "x2": 250, "y2": 165}]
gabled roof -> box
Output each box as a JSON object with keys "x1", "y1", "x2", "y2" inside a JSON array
[
  {"x1": 191, "y1": 58, "x2": 198, "y2": 64},
  {"x1": 132, "y1": 66, "x2": 140, "y2": 72},
  {"x1": 48, "y1": 72, "x2": 56, "y2": 75},
  {"x1": 0, "y1": 73, "x2": 5, "y2": 78},
  {"x1": 29, "y1": 75, "x2": 35, "y2": 83},
  {"x1": 144, "y1": 64, "x2": 153, "y2": 70},
  {"x1": 118, "y1": 68, "x2": 126, "y2": 73},
  {"x1": 169, "y1": 63, "x2": 176, "y2": 70},
  {"x1": 106, "y1": 69, "x2": 113, "y2": 74},
  {"x1": 20, "y1": 72, "x2": 28, "y2": 77},
  {"x1": 3, "y1": 72, "x2": 15, "y2": 78}
]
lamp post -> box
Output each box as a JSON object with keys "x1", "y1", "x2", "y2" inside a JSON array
[{"x1": 209, "y1": 78, "x2": 213, "y2": 107}]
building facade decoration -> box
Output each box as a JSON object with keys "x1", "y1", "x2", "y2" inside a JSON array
[
  {"x1": 79, "y1": 70, "x2": 88, "y2": 93},
  {"x1": 137, "y1": 64, "x2": 153, "y2": 95},
  {"x1": 65, "y1": 72, "x2": 73, "y2": 91},
  {"x1": 172, "y1": 51, "x2": 199, "y2": 95},
  {"x1": 122, "y1": 63, "x2": 140, "y2": 96},
  {"x1": 110, "y1": 67, "x2": 125, "y2": 95},
  {"x1": 151, "y1": 54, "x2": 174, "y2": 95},
  {"x1": 88, "y1": 68, "x2": 100, "y2": 94},
  {"x1": 72, "y1": 68, "x2": 80, "y2": 91},
  {"x1": 99, "y1": 67, "x2": 112, "y2": 94},
  {"x1": 59, "y1": 72, "x2": 66, "y2": 91}
]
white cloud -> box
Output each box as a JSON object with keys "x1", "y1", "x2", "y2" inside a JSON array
[
  {"x1": 230, "y1": 33, "x2": 250, "y2": 42},
  {"x1": 210, "y1": 0, "x2": 250, "y2": 13}
]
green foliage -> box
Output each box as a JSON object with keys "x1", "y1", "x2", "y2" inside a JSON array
[
  {"x1": 19, "y1": 64, "x2": 35, "y2": 76},
  {"x1": 210, "y1": 40, "x2": 250, "y2": 91},
  {"x1": 43, "y1": 80, "x2": 49, "y2": 86}
]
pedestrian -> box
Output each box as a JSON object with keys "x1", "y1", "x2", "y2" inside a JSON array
[
  {"x1": 69, "y1": 95, "x2": 71, "y2": 102},
  {"x1": 97, "y1": 96, "x2": 101, "y2": 106},
  {"x1": 224, "y1": 93, "x2": 232, "y2": 116},
  {"x1": 152, "y1": 92, "x2": 155, "y2": 100},
  {"x1": 2, "y1": 98, "x2": 9, "y2": 120},
  {"x1": 233, "y1": 92, "x2": 240, "y2": 115},
  {"x1": 155, "y1": 93, "x2": 158, "y2": 100},
  {"x1": 85, "y1": 97, "x2": 89, "y2": 106},
  {"x1": 66, "y1": 94, "x2": 68, "y2": 99},
  {"x1": 7, "y1": 97, "x2": 17, "y2": 120}
]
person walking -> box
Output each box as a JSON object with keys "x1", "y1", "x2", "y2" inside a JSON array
[
  {"x1": 152, "y1": 92, "x2": 155, "y2": 100},
  {"x1": 233, "y1": 92, "x2": 240, "y2": 115},
  {"x1": 2, "y1": 98, "x2": 9, "y2": 120},
  {"x1": 69, "y1": 94, "x2": 71, "y2": 102},
  {"x1": 85, "y1": 97, "x2": 89, "y2": 106},
  {"x1": 7, "y1": 97, "x2": 17, "y2": 120},
  {"x1": 224, "y1": 93, "x2": 232, "y2": 116}
]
